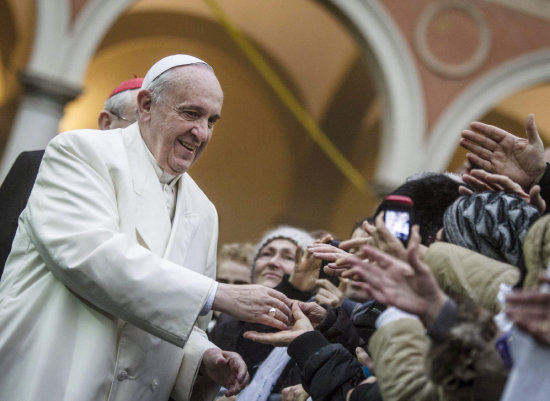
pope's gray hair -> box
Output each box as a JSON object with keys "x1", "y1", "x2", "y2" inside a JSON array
[{"x1": 147, "y1": 63, "x2": 213, "y2": 105}]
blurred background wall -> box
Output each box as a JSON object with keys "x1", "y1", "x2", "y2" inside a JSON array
[{"x1": 2, "y1": 0, "x2": 550, "y2": 243}]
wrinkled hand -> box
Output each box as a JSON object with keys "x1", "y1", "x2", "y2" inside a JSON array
[
  {"x1": 335, "y1": 227, "x2": 447, "y2": 327},
  {"x1": 314, "y1": 278, "x2": 344, "y2": 307},
  {"x1": 460, "y1": 114, "x2": 546, "y2": 190},
  {"x1": 201, "y1": 348, "x2": 250, "y2": 397},
  {"x1": 506, "y1": 275, "x2": 550, "y2": 345},
  {"x1": 243, "y1": 302, "x2": 314, "y2": 346},
  {"x1": 213, "y1": 284, "x2": 292, "y2": 330},
  {"x1": 460, "y1": 169, "x2": 530, "y2": 198},
  {"x1": 459, "y1": 169, "x2": 546, "y2": 213},
  {"x1": 297, "y1": 301, "x2": 327, "y2": 327},
  {"x1": 281, "y1": 384, "x2": 309, "y2": 401}
]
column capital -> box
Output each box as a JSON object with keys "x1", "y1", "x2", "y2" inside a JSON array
[{"x1": 19, "y1": 70, "x2": 82, "y2": 107}]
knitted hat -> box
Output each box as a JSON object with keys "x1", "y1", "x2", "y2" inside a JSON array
[
  {"x1": 142, "y1": 54, "x2": 209, "y2": 89},
  {"x1": 108, "y1": 77, "x2": 144, "y2": 98},
  {"x1": 443, "y1": 192, "x2": 540, "y2": 270},
  {"x1": 253, "y1": 226, "x2": 314, "y2": 263}
]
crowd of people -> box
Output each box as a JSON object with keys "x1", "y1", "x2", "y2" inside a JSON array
[{"x1": 0, "y1": 53, "x2": 549, "y2": 401}]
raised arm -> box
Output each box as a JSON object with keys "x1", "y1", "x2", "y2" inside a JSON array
[{"x1": 460, "y1": 114, "x2": 546, "y2": 190}]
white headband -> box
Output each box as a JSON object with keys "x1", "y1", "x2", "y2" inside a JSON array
[{"x1": 141, "y1": 54, "x2": 210, "y2": 89}]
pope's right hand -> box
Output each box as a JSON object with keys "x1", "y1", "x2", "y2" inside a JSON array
[{"x1": 213, "y1": 283, "x2": 292, "y2": 330}]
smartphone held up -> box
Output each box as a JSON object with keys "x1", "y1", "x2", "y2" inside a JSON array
[{"x1": 381, "y1": 195, "x2": 414, "y2": 245}]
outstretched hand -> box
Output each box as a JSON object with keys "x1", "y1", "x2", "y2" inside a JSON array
[
  {"x1": 201, "y1": 348, "x2": 250, "y2": 396},
  {"x1": 307, "y1": 241, "x2": 352, "y2": 276},
  {"x1": 297, "y1": 300, "x2": 327, "y2": 327},
  {"x1": 289, "y1": 237, "x2": 325, "y2": 292},
  {"x1": 213, "y1": 283, "x2": 292, "y2": 330},
  {"x1": 314, "y1": 278, "x2": 344, "y2": 307},
  {"x1": 243, "y1": 302, "x2": 314, "y2": 346},
  {"x1": 339, "y1": 220, "x2": 376, "y2": 255},
  {"x1": 460, "y1": 114, "x2": 546, "y2": 190},
  {"x1": 459, "y1": 169, "x2": 546, "y2": 213},
  {"x1": 335, "y1": 226, "x2": 447, "y2": 327},
  {"x1": 460, "y1": 169, "x2": 530, "y2": 199}
]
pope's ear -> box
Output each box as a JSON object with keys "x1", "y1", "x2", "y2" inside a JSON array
[
  {"x1": 97, "y1": 111, "x2": 112, "y2": 130},
  {"x1": 137, "y1": 89, "x2": 152, "y2": 119}
]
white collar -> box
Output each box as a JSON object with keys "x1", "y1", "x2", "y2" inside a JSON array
[{"x1": 141, "y1": 138, "x2": 181, "y2": 188}]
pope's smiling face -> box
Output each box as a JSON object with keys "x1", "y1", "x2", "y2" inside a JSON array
[{"x1": 138, "y1": 64, "x2": 223, "y2": 175}]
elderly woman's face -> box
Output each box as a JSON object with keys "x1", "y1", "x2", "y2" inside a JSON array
[
  {"x1": 139, "y1": 65, "x2": 223, "y2": 175},
  {"x1": 252, "y1": 239, "x2": 297, "y2": 288}
]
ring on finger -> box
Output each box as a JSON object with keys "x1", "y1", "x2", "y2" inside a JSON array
[{"x1": 268, "y1": 307, "x2": 277, "y2": 316}]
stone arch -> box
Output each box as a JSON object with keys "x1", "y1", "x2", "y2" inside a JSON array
[
  {"x1": 324, "y1": 0, "x2": 426, "y2": 188},
  {"x1": 28, "y1": 0, "x2": 134, "y2": 85},
  {"x1": 424, "y1": 49, "x2": 550, "y2": 172}
]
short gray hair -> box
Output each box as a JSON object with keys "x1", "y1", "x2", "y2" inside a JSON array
[
  {"x1": 147, "y1": 63, "x2": 213, "y2": 105},
  {"x1": 104, "y1": 89, "x2": 136, "y2": 117}
]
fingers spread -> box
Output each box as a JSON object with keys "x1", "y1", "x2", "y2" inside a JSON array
[
  {"x1": 525, "y1": 113, "x2": 543, "y2": 146},
  {"x1": 468, "y1": 122, "x2": 506, "y2": 143}
]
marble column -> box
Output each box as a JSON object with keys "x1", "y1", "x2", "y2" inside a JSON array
[{"x1": 0, "y1": 71, "x2": 81, "y2": 181}]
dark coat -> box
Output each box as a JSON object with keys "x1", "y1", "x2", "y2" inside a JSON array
[
  {"x1": 0, "y1": 150, "x2": 44, "y2": 277},
  {"x1": 288, "y1": 330, "x2": 382, "y2": 401}
]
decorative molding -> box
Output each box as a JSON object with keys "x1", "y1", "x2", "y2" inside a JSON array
[
  {"x1": 324, "y1": 0, "x2": 426, "y2": 188},
  {"x1": 19, "y1": 70, "x2": 81, "y2": 106},
  {"x1": 414, "y1": 0, "x2": 491, "y2": 79},
  {"x1": 486, "y1": 0, "x2": 550, "y2": 22},
  {"x1": 28, "y1": 0, "x2": 135, "y2": 86},
  {"x1": 424, "y1": 48, "x2": 550, "y2": 172}
]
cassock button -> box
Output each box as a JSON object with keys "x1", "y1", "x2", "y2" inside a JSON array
[
  {"x1": 151, "y1": 379, "x2": 160, "y2": 391},
  {"x1": 117, "y1": 370, "x2": 128, "y2": 381}
]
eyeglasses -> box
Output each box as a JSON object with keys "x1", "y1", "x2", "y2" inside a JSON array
[{"x1": 109, "y1": 110, "x2": 135, "y2": 124}]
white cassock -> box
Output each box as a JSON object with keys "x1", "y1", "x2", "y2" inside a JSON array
[{"x1": 0, "y1": 123, "x2": 220, "y2": 401}]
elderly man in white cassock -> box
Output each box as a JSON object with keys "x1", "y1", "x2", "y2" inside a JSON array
[{"x1": 0, "y1": 55, "x2": 292, "y2": 401}]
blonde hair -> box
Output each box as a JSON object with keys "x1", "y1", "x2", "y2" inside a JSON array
[{"x1": 218, "y1": 242, "x2": 255, "y2": 266}]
